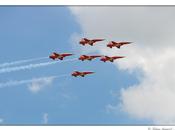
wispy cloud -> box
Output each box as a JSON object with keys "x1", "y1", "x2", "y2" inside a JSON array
[
  {"x1": 105, "y1": 104, "x2": 119, "y2": 114},
  {"x1": 43, "y1": 113, "x2": 48, "y2": 124},
  {"x1": 0, "y1": 118, "x2": 4, "y2": 123},
  {"x1": 0, "y1": 74, "x2": 68, "y2": 89},
  {"x1": 28, "y1": 77, "x2": 54, "y2": 93},
  {"x1": 0, "y1": 58, "x2": 76, "y2": 74}
]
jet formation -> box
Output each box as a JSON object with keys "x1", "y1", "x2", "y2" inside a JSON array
[{"x1": 49, "y1": 38, "x2": 132, "y2": 77}]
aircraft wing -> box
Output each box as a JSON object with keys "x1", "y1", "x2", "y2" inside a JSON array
[
  {"x1": 113, "y1": 56, "x2": 125, "y2": 59},
  {"x1": 83, "y1": 72, "x2": 94, "y2": 75},
  {"x1": 62, "y1": 53, "x2": 73, "y2": 57},
  {"x1": 74, "y1": 71, "x2": 81, "y2": 74},
  {"x1": 120, "y1": 42, "x2": 132, "y2": 45},
  {"x1": 53, "y1": 52, "x2": 59, "y2": 56},
  {"x1": 104, "y1": 56, "x2": 110, "y2": 59},
  {"x1": 92, "y1": 39, "x2": 105, "y2": 42},
  {"x1": 90, "y1": 55, "x2": 102, "y2": 58},
  {"x1": 82, "y1": 55, "x2": 89, "y2": 58},
  {"x1": 83, "y1": 38, "x2": 90, "y2": 42}
]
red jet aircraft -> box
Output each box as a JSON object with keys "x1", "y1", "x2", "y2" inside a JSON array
[
  {"x1": 79, "y1": 55, "x2": 102, "y2": 61},
  {"x1": 107, "y1": 41, "x2": 132, "y2": 48},
  {"x1": 49, "y1": 52, "x2": 73, "y2": 60},
  {"x1": 71, "y1": 71, "x2": 94, "y2": 77},
  {"x1": 79, "y1": 38, "x2": 105, "y2": 46},
  {"x1": 100, "y1": 56, "x2": 125, "y2": 62}
]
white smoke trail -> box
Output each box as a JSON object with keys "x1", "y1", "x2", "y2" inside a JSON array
[
  {"x1": 0, "y1": 58, "x2": 77, "y2": 74},
  {"x1": 0, "y1": 56, "x2": 48, "y2": 68},
  {"x1": 0, "y1": 74, "x2": 69, "y2": 88}
]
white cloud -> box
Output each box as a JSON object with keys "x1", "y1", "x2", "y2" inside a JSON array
[
  {"x1": 0, "y1": 118, "x2": 4, "y2": 123},
  {"x1": 69, "y1": 6, "x2": 175, "y2": 124},
  {"x1": 28, "y1": 77, "x2": 54, "y2": 93},
  {"x1": 43, "y1": 113, "x2": 48, "y2": 124}
]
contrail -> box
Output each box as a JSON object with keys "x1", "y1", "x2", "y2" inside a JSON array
[
  {"x1": 0, "y1": 74, "x2": 69, "y2": 88},
  {"x1": 0, "y1": 58, "x2": 77, "y2": 74},
  {"x1": 0, "y1": 56, "x2": 48, "y2": 68}
]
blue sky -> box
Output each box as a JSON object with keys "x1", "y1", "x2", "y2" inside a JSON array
[{"x1": 0, "y1": 6, "x2": 150, "y2": 125}]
